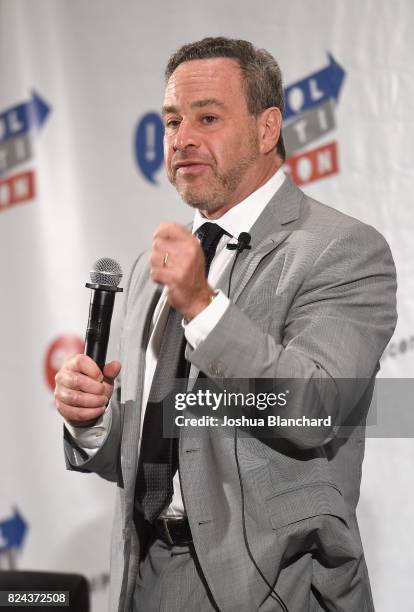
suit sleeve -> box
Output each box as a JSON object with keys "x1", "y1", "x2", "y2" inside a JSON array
[
  {"x1": 187, "y1": 222, "x2": 397, "y2": 448},
  {"x1": 63, "y1": 386, "x2": 122, "y2": 482}
]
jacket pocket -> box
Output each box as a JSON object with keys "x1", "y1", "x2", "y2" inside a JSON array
[
  {"x1": 265, "y1": 482, "x2": 349, "y2": 530},
  {"x1": 264, "y1": 483, "x2": 363, "y2": 591}
]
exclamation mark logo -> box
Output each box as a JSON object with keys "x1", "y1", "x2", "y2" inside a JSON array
[
  {"x1": 145, "y1": 122, "x2": 156, "y2": 162},
  {"x1": 135, "y1": 112, "x2": 164, "y2": 184}
]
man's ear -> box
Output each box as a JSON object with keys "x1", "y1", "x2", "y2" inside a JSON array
[{"x1": 258, "y1": 107, "x2": 282, "y2": 155}]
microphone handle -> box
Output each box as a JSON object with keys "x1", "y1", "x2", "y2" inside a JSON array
[{"x1": 84, "y1": 287, "x2": 116, "y2": 370}]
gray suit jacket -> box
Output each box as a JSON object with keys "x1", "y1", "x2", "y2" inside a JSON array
[{"x1": 65, "y1": 175, "x2": 397, "y2": 612}]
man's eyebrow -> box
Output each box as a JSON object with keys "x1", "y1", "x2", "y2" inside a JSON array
[
  {"x1": 191, "y1": 98, "x2": 226, "y2": 109},
  {"x1": 162, "y1": 105, "x2": 178, "y2": 116},
  {"x1": 162, "y1": 99, "x2": 226, "y2": 115}
]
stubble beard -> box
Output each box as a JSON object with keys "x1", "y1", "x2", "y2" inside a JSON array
[{"x1": 171, "y1": 134, "x2": 260, "y2": 214}]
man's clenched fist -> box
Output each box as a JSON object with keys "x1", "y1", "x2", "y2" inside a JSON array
[
  {"x1": 54, "y1": 354, "x2": 121, "y2": 427},
  {"x1": 150, "y1": 222, "x2": 215, "y2": 320}
]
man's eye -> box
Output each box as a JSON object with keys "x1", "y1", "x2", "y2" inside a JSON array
[
  {"x1": 202, "y1": 116, "x2": 217, "y2": 124},
  {"x1": 166, "y1": 120, "x2": 180, "y2": 128}
]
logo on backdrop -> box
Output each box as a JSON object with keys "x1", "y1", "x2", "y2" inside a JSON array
[
  {"x1": 283, "y1": 54, "x2": 345, "y2": 186},
  {"x1": 134, "y1": 53, "x2": 345, "y2": 188},
  {"x1": 44, "y1": 334, "x2": 84, "y2": 392},
  {"x1": 0, "y1": 507, "x2": 28, "y2": 569},
  {"x1": 134, "y1": 112, "x2": 164, "y2": 185},
  {"x1": 0, "y1": 91, "x2": 51, "y2": 213}
]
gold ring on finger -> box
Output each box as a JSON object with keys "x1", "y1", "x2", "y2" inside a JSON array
[{"x1": 163, "y1": 252, "x2": 169, "y2": 267}]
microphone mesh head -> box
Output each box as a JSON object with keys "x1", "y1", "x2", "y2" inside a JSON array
[{"x1": 90, "y1": 257, "x2": 123, "y2": 287}]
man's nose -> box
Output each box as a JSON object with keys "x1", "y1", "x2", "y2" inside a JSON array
[{"x1": 173, "y1": 120, "x2": 199, "y2": 151}]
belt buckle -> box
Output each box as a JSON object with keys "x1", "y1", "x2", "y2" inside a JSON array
[{"x1": 161, "y1": 518, "x2": 174, "y2": 546}]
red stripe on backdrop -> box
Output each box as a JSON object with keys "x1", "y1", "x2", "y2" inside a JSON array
[
  {"x1": 285, "y1": 141, "x2": 338, "y2": 186},
  {"x1": 0, "y1": 170, "x2": 35, "y2": 211}
]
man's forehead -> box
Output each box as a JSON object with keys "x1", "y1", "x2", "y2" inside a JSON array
[{"x1": 164, "y1": 57, "x2": 243, "y2": 98}]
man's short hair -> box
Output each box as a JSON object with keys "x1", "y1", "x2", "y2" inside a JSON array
[{"x1": 165, "y1": 36, "x2": 286, "y2": 161}]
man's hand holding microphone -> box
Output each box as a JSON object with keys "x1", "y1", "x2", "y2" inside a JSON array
[{"x1": 54, "y1": 356, "x2": 121, "y2": 427}]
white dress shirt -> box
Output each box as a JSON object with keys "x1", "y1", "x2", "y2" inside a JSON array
[{"x1": 66, "y1": 168, "x2": 286, "y2": 516}]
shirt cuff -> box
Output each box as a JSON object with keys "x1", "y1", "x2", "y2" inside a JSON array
[
  {"x1": 64, "y1": 405, "x2": 112, "y2": 454},
  {"x1": 184, "y1": 290, "x2": 230, "y2": 349}
]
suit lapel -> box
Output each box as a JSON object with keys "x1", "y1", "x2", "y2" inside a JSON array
[
  {"x1": 217, "y1": 174, "x2": 304, "y2": 303},
  {"x1": 121, "y1": 276, "x2": 162, "y2": 480}
]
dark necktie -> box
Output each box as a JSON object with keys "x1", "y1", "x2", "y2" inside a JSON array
[{"x1": 135, "y1": 222, "x2": 228, "y2": 522}]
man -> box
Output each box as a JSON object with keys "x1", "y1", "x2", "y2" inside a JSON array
[{"x1": 55, "y1": 37, "x2": 397, "y2": 612}]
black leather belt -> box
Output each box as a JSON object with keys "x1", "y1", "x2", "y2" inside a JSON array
[{"x1": 154, "y1": 517, "x2": 192, "y2": 546}]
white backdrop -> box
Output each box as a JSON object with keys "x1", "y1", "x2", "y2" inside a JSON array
[{"x1": 0, "y1": 1, "x2": 413, "y2": 610}]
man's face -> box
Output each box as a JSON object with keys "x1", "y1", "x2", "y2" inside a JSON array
[{"x1": 163, "y1": 58, "x2": 261, "y2": 215}]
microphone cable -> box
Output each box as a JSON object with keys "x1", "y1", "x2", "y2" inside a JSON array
[{"x1": 226, "y1": 234, "x2": 290, "y2": 612}]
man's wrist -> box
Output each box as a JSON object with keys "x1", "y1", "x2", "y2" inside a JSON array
[{"x1": 183, "y1": 289, "x2": 219, "y2": 323}]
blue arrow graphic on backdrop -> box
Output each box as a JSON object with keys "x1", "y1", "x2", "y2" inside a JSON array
[
  {"x1": 0, "y1": 91, "x2": 51, "y2": 145},
  {"x1": 283, "y1": 53, "x2": 345, "y2": 122},
  {"x1": 0, "y1": 508, "x2": 28, "y2": 551}
]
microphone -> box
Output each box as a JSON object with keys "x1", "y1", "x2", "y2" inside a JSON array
[
  {"x1": 226, "y1": 232, "x2": 252, "y2": 252},
  {"x1": 225, "y1": 232, "x2": 252, "y2": 298},
  {"x1": 84, "y1": 257, "x2": 123, "y2": 370}
]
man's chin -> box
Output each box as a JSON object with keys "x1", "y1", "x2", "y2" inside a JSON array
[
  {"x1": 177, "y1": 187, "x2": 216, "y2": 212},
  {"x1": 182, "y1": 195, "x2": 224, "y2": 215},
  {"x1": 171, "y1": 177, "x2": 227, "y2": 213}
]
